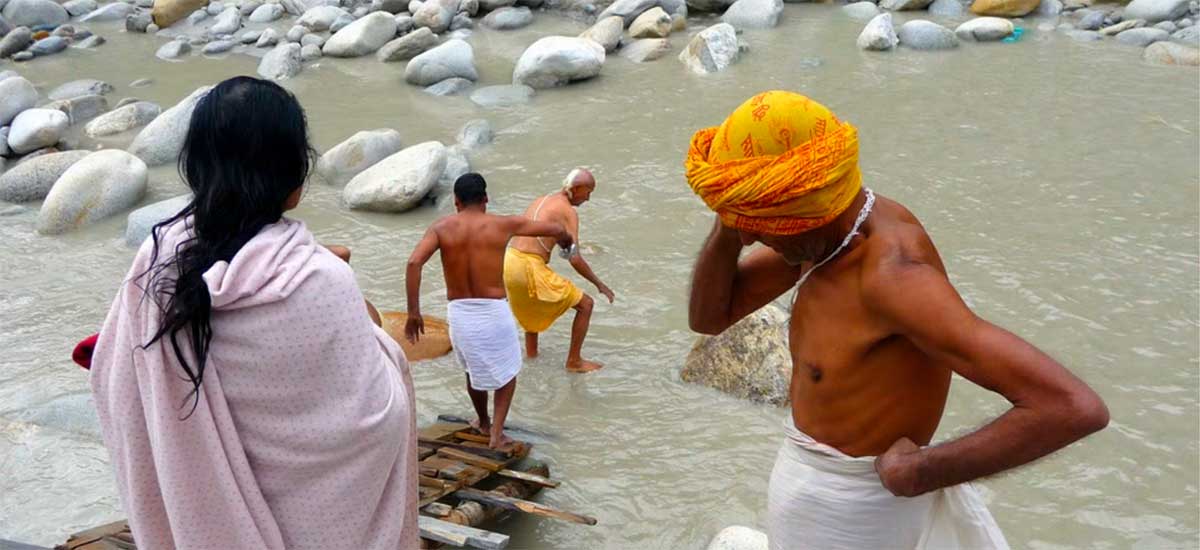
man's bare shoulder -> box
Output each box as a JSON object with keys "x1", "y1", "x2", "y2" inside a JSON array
[{"x1": 859, "y1": 197, "x2": 947, "y2": 297}]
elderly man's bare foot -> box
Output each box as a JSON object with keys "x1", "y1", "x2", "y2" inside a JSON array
[
  {"x1": 489, "y1": 430, "x2": 514, "y2": 449},
  {"x1": 470, "y1": 418, "x2": 491, "y2": 434},
  {"x1": 566, "y1": 359, "x2": 603, "y2": 373}
]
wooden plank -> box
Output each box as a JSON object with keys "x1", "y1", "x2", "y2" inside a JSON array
[
  {"x1": 436, "y1": 447, "x2": 504, "y2": 472},
  {"x1": 419, "y1": 516, "x2": 509, "y2": 550},
  {"x1": 436, "y1": 463, "x2": 470, "y2": 481},
  {"x1": 420, "y1": 465, "x2": 441, "y2": 478},
  {"x1": 496, "y1": 469, "x2": 560, "y2": 488},
  {"x1": 419, "y1": 446, "x2": 436, "y2": 460},
  {"x1": 420, "y1": 475, "x2": 452, "y2": 490},
  {"x1": 453, "y1": 431, "x2": 490, "y2": 444},
  {"x1": 419, "y1": 422, "x2": 470, "y2": 442},
  {"x1": 418, "y1": 437, "x2": 511, "y2": 461},
  {"x1": 453, "y1": 488, "x2": 597, "y2": 526}
]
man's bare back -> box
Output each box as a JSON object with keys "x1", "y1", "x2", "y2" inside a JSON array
[{"x1": 511, "y1": 193, "x2": 573, "y2": 264}]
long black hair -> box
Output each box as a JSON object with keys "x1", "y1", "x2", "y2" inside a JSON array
[{"x1": 141, "y1": 76, "x2": 315, "y2": 417}]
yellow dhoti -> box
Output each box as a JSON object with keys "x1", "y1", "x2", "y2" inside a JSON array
[{"x1": 503, "y1": 248, "x2": 583, "y2": 333}]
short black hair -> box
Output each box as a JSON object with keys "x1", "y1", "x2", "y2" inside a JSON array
[{"x1": 454, "y1": 173, "x2": 487, "y2": 205}]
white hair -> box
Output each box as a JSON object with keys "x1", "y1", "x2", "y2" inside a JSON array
[{"x1": 561, "y1": 167, "x2": 588, "y2": 199}]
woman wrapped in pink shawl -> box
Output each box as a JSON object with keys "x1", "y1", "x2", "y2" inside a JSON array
[{"x1": 90, "y1": 77, "x2": 418, "y2": 550}]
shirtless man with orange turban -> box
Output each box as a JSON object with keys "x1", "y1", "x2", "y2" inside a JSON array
[{"x1": 685, "y1": 91, "x2": 1109, "y2": 549}]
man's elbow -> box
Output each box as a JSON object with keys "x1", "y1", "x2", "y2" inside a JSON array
[{"x1": 1066, "y1": 389, "x2": 1110, "y2": 437}]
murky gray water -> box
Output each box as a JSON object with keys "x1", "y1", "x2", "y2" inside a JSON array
[{"x1": 2, "y1": 5, "x2": 1198, "y2": 549}]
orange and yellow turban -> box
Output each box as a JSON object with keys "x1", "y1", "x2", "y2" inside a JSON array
[{"x1": 685, "y1": 91, "x2": 862, "y2": 236}]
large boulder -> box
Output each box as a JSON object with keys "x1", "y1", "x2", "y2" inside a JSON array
[
  {"x1": 620, "y1": 37, "x2": 671, "y2": 61},
  {"x1": 413, "y1": 0, "x2": 457, "y2": 33},
  {"x1": 596, "y1": 0, "x2": 656, "y2": 25},
  {"x1": 897, "y1": 20, "x2": 959, "y2": 49},
  {"x1": 8, "y1": 109, "x2": 68, "y2": 155},
  {"x1": 128, "y1": 85, "x2": 212, "y2": 167},
  {"x1": 0, "y1": 76, "x2": 37, "y2": 126},
  {"x1": 377, "y1": 26, "x2": 437, "y2": 61},
  {"x1": 323, "y1": 12, "x2": 397, "y2": 57},
  {"x1": 125, "y1": 194, "x2": 191, "y2": 246},
  {"x1": 49, "y1": 79, "x2": 114, "y2": 101},
  {"x1": 81, "y1": 2, "x2": 135, "y2": 22},
  {"x1": 0, "y1": 150, "x2": 89, "y2": 203},
  {"x1": 681, "y1": 306, "x2": 791, "y2": 406},
  {"x1": 722, "y1": 0, "x2": 782, "y2": 29},
  {"x1": 1116, "y1": 26, "x2": 1170, "y2": 45},
  {"x1": 513, "y1": 36, "x2": 605, "y2": 89},
  {"x1": 404, "y1": 39, "x2": 478, "y2": 86},
  {"x1": 469, "y1": 84, "x2": 534, "y2": 107},
  {"x1": 2, "y1": 0, "x2": 68, "y2": 27},
  {"x1": 343, "y1": 141, "x2": 447, "y2": 212},
  {"x1": 688, "y1": 0, "x2": 735, "y2": 13},
  {"x1": 482, "y1": 6, "x2": 532, "y2": 29},
  {"x1": 1143, "y1": 40, "x2": 1200, "y2": 64},
  {"x1": 0, "y1": 27, "x2": 33, "y2": 59},
  {"x1": 969, "y1": 0, "x2": 1039, "y2": 16},
  {"x1": 857, "y1": 13, "x2": 899, "y2": 50},
  {"x1": 580, "y1": 16, "x2": 623, "y2": 52},
  {"x1": 1125, "y1": 0, "x2": 1189, "y2": 22},
  {"x1": 258, "y1": 43, "x2": 303, "y2": 80},
  {"x1": 85, "y1": 101, "x2": 162, "y2": 138},
  {"x1": 955, "y1": 16, "x2": 1014, "y2": 40},
  {"x1": 381, "y1": 311, "x2": 452, "y2": 361},
  {"x1": 298, "y1": 5, "x2": 348, "y2": 31},
  {"x1": 843, "y1": 1, "x2": 881, "y2": 20},
  {"x1": 678, "y1": 23, "x2": 739, "y2": 74},
  {"x1": 37, "y1": 150, "x2": 149, "y2": 235},
  {"x1": 317, "y1": 129, "x2": 404, "y2": 187}
]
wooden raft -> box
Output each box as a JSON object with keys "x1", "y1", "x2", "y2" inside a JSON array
[{"x1": 55, "y1": 420, "x2": 596, "y2": 550}]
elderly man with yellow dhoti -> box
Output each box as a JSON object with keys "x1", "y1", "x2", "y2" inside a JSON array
[{"x1": 685, "y1": 91, "x2": 1108, "y2": 549}]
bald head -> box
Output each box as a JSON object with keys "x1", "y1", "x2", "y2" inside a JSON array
[{"x1": 561, "y1": 167, "x2": 596, "y2": 204}]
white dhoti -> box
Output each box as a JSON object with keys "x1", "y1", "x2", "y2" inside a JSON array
[
  {"x1": 768, "y1": 422, "x2": 1009, "y2": 550},
  {"x1": 447, "y1": 298, "x2": 522, "y2": 391}
]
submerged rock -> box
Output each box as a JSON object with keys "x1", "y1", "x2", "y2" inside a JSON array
[
  {"x1": 1143, "y1": 40, "x2": 1200, "y2": 63},
  {"x1": 80, "y1": 2, "x2": 134, "y2": 22},
  {"x1": 897, "y1": 20, "x2": 960, "y2": 49},
  {"x1": 128, "y1": 85, "x2": 212, "y2": 167},
  {"x1": 620, "y1": 38, "x2": 671, "y2": 61},
  {"x1": 343, "y1": 141, "x2": 448, "y2": 212},
  {"x1": 156, "y1": 39, "x2": 191, "y2": 60},
  {"x1": 678, "y1": 22, "x2": 739, "y2": 74},
  {"x1": 258, "y1": 43, "x2": 303, "y2": 80},
  {"x1": 456, "y1": 119, "x2": 493, "y2": 150},
  {"x1": 38, "y1": 150, "x2": 149, "y2": 235},
  {"x1": 29, "y1": 35, "x2": 68, "y2": 56},
  {"x1": 470, "y1": 84, "x2": 535, "y2": 107},
  {"x1": 125, "y1": 194, "x2": 191, "y2": 247},
  {"x1": 85, "y1": 101, "x2": 162, "y2": 138},
  {"x1": 405, "y1": 39, "x2": 478, "y2": 86},
  {"x1": 44, "y1": 94, "x2": 109, "y2": 125},
  {"x1": 681, "y1": 306, "x2": 791, "y2": 406},
  {"x1": 513, "y1": 36, "x2": 606, "y2": 89},
  {"x1": 317, "y1": 129, "x2": 404, "y2": 187},
  {"x1": 424, "y1": 77, "x2": 475, "y2": 96},
  {"x1": 1066, "y1": 29, "x2": 1103, "y2": 40},
  {"x1": 858, "y1": 13, "x2": 899, "y2": 50},
  {"x1": 0, "y1": 150, "x2": 89, "y2": 202}
]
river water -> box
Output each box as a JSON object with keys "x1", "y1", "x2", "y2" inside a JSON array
[{"x1": 1, "y1": 5, "x2": 1197, "y2": 548}]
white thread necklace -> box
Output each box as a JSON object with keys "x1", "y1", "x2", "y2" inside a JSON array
[{"x1": 795, "y1": 188, "x2": 875, "y2": 289}]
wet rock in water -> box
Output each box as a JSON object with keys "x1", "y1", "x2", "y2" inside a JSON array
[
  {"x1": 301, "y1": 43, "x2": 322, "y2": 60},
  {"x1": 45, "y1": 94, "x2": 109, "y2": 125},
  {"x1": 0, "y1": 26, "x2": 32, "y2": 58},
  {"x1": 12, "y1": 50, "x2": 33, "y2": 61},
  {"x1": 2, "y1": 0, "x2": 68, "y2": 28},
  {"x1": 63, "y1": 0, "x2": 97, "y2": 17},
  {"x1": 317, "y1": 128, "x2": 404, "y2": 187},
  {"x1": 630, "y1": 7, "x2": 672, "y2": 37},
  {"x1": 723, "y1": 0, "x2": 781, "y2": 28},
  {"x1": 377, "y1": 27, "x2": 438, "y2": 61},
  {"x1": 29, "y1": 35, "x2": 67, "y2": 56},
  {"x1": 414, "y1": 0, "x2": 457, "y2": 33},
  {"x1": 258, "y1": 43, "x2": 303, "y2": 80},
  {"x1": 298, "y1": 5, "x2": 348, "y2": 31},
  {"x1": 256, "y1": 27, "x2": 280, "y2": 47},
  {"x1": 513, "y1": 36, "x2": 605, "y2": 89},
  {"x1": 329, "y1": 13, "x2": 355, "y2": 32},
  {"x1": 240, "y1": 0, "x2": 264, "y2": 16},
  {"x1": 678, "y1": 22, "x2": 739, "y2": 74},
  {"x1": 380, "y1": 0, "x2": 408, "y2": 13},
  {"x1": 286, "y1": 24, "x2": 306, "y2": 42},
  {"x1": 49, "y1": 79, "x2": 113, "y2": 101},
  {"x1": 969, "y1": 0, "x2": 1039, "y2": 16},
  {"x1": 187, "y1": 10, "x2": 209, "y2": 25},
  {"x1": 1100, "y1": 19, "x2": 1145, "y2": 35},
  {"x1": 858, "y1": 12, "x2": 899, "y2": 50},
  {"x1": 74, "y1": 34, "x2": 106, "y2": 48},
  {"x1": 8, "y1": 109, "x2": 68, "y2": 154},
  {"x1": 130, "y1": 78, "x2": 154, "y2": 88},
  {"x1": 681, "y1": 306, "x2": 791, "y2": 406},
  {"x1": 449, "y1": 13, "x2": 473, "y2": 30},
  {"x1": 448, "y1": 28, "x2": 472, "y2": 40},
  {"x1": 249, "y1": 2, "x2": 284, "y2": 22},
  {"x1": 38, "y1": 149, "x2": 149, "y2": 235},
  {"x1": 405, "y1": 39, "x2": 478, "y2": 85},
  {"x1": 240, "y1": 30, "x2": 262, "y2": 44},
  {"x1": 1172, "y1": 24, "x2": 1200, "y2": 44},
  {"x1": 0, "y1": 150, "x2": 89, "y2": 202},
  {"x1": 470, "y1": 84, "x2": 534, "y2": 107},
  {"x1": 301, "y1": 33, "x2": 326, "y2": 48},
  {"x1": 0, "y1": 76, "x2": 37, "y2": 126},
  {"x1": 1143, "y1": 39, "x2": 1200, "y2": 62},
  {"x1": 1078, "y1": 10, "x2": 1107, "y2": 30},
  {"x1": 80, "y1": 2, "x2": 134, "y2": 22},
  {"x1": 395, "y1": 13, "x2": 416, "y2": 33},
  {"x1": 156, "y1": 39, "x2": 191, "y2": 59},
  {"x1": 1126, "y1": 0, "x2": 1190, "y2": 22},
  {"x1": 458, "y1": 0, "x2": 480, "y2": 16},
  {"x1": 202, "y1": 39, "x2": 236, "y2": 54},
  {"x1": 955, "y1": 16, "x2": 1014, "y2": 40},
  {"x1": 597, "y1": 0, "x2": 656, "y2": 25},
  {"x1": 1066, "y1": 29, "x2": 1103, "y2": 39},
  {"x1": 129, "y1": 85, "x2": 211, "y2": 167},
  {"x1": 85, "y1": 101, "x2": 161, "y2": 138},
  {"x1": 880, "y1": 0, "x2": 933, "y2": 11},
  {"x1": 1117, "y1": 26, "x2": 1170, "y2": 44},
  {"x1": 0, "y1": 203, "x2": 28, "y2": 216},
  {"x1": 125, "y1": 11, "x2": 153, "y2": 32},
  {"x1": 209, "y1": 6, "x2": 242, "y2": 34},
  {"x1": 207, "y1": 3, "x2": 224, "y2": 16},
  {"x1": 620, "y1": 37, "x2": 671, "y2": 61},
  {"x1": 580, "y1": 16, "x2": 623, "y2": 53},
  {"x1": 843, "y1": 1, "x2": 881, "y2": 20},
  {"x1": 928, "y1": 0, "x2": 967, "y2": 16},
  {"x1": 1154, "y1": 20, "x2": 1179, "y2": 31},
  {"x1": 456, "y1": 119, "x2": 493, "y2": 150},
  {"x1": 125, "y1": 194, "x2": 192, "y2": 246},
  {"x1": 707, "y1": 526, "x2": 769, "y2": 550},
  {"x1": 0, "y1": 15, "x2": 11, "y2": 37},
  {"x1": 482, "y1": 6, "x2": 533, "y2": 29},
  {"x1": 343, "y1": 141, "x2": 447, "y2": 212},
  {"x1": 479, "y1": 0, "x2": 517, "y2": 10},
  {"x1": 1037, "y1": 0, "x2": 1064, "y2": 15},
  {"x1": 688, "y1": 0, "x2": 735, "y2": 13},
  {"x1": 898, "y1": 19, "x2": 959, "y2": 49},
  {"x1": 424, "y1": 77, "x2": 474, "y2": 96},
  {"x1": 438, "y1": 144, "x2": 469, "y2": 187},
  {"x1": 380, "y1": 311, "x2": 453, "y2": 361}
]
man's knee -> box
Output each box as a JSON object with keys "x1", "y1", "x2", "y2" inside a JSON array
[{"x1": 576, "y1": 294, "x2": 594, "y2": 313}]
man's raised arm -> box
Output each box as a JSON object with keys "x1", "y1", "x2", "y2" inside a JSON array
[
  {"x1": 404, "y1": 227, "x2": 440, "y2": 343},
  {"x1": 506, "y1": 216, "x2": 573, "y2": 250}
]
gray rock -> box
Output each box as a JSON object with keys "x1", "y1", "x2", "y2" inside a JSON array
[
  {"x1": 927, "y1": 0, "x2": 965, "y2": 16},
  {"x1": 687, "y1": 0, "x2": 734, "y2": 13},
  {"x1": 405, "y1": 39, "x2": 477, "y2": 85},
  {"x1": 125, "y1": 194, "x2": 192, "y2": 246},
  {"x1": 73, "y1": 34, "x2": 105, "y2": 48},
  {"x1": 0, "y1": 76, "x2": 37, "y2": 126},
  {"x1": 256, "y1": 27, "x2": 280, "y2": 47},
  {"x1": 843, "y1": 1, "x2": 881, "y2": 20},
  {"x1": 324, "y1": 11, "x2": 397, "y2": 56},
  {"x1": 156, "y1": 39, "x2": 191, "y2": 59},
  {"x1": 0, "y1": 70, "x2": 14, "y2": 81},
  {"x1": 1078, "y1": 10, "x2": 1107, "y2": 29},
  {"x1": 301, "y1": 32, "x2": 325, "y2": 47},
  {"x1": 79, "y1": 1, "x2": 134, "y2": 21},
  {"x1": 11, "y1": 50, "x2": 31, "y2": 61},
  {"x1": 413, "y1": 0, "x2": 456, "y2": 33},
  {"x1": 678, "y1": 22, "x2": 739, "y2": 74},
  {"x1": 1036, "y1": 0, "x2": 1063, "y2": 15},
  {"x1": 1172, "y1": 24, "x2": 1199, "y2": 44},
  {"x1": 0, "y1": 26, "x2": 30, "y2": 58},
  {"x1": 0, "y1": 150, "x2": 89, "y2": 202},
  {"x1": 513, "y1": 35, "x2": 605, "y2": 89},
  {"x1": 240, "y1": 0, "x2": 263, "y2": 16},
  {"x1": 187, "y1": 9, "x2": 209, "y2": 25},
  {"x1": 880, "y1": 0, "x2": 933, "y2": 11},
  {"x1": 248, "y1": 2, "x2": 284, "y2": 22},
  {"x1": 449, "y1": 13, "x2": 472, "y2": 30},
  {"x1": 300, "y1": 43, "x2": 322, "y2": 59},
  {"x1": 49, "y1": 79, "x2": 113, "y2": 101},
  {"x1": 8, "y1": 109, "x2": 68, "y2": 154},
  {"x1": 37, "y1": 149, "x2": 149, "y2": 235},
  {"x1": 343, "y1": 141, "x2": 447, "y2": 212},
  {"x1": 62, "y1": 0, "x2": 97, "y2": 16},
  {"x1": 681, "y1": 306, "x2": 791, "y2": 406},
  {"x1": 1126, "y1": 0, "x2": 1189, "y2": 22},
  {"x1": 722, "y1": 0, "x2": 782, "y2": 29},
  {"x1": 857, "y1": 12, "x2": 899, "y2": 50},
  {"x1": 29, "y1": 36, "x2": 67, "y2": 56},
  {"x1": 409, "y1": 0, "x2": 425, "y2": 13},
  {"x1": 469, "y1": 84, "x2": 533, "y2": 107},
  {"x1": 478, "y1": 0, "x2": 516, "y2": 10},
  {"x1": 447, "y1": 28, "x2": 471, "y2": 39},
  {"x1": 0, "y1": 127, "x2": 10, "y2": 157},
  {"x1": 596, "y1": 0, "x2": 655, "y2": 24},
  {"x1": 395, "y1": 13, "x2": 415, "y2": 33},
  {"x1": 128, "y1": 85, "x2": 211, "y2": 167},
  {"x1": 240, "y1": 30, "x2": 262, "y2": 44},
  {"x1": 1117, "y1": 26, "x2": 1170, "y2": 44},
  {"x1": 125, "y1": 11, "x2": 153, "y2": 32},
  {"x1": 0, "y1": 14, "x2": 10, "y2": 37},
  {"x1": 438, "y1": 144, "x2": 469, "y2": 188},
  {"x1": 459, "y1": 0, "x2": 479, "y2": 15},
  {"x1": 202, "y1": 39, "x2": 237, "y2": 54},
  {"x1": 329, "y1": 13, "x2": 354, "y2": 32},
  {"x1": 1181, "y1": 17, "x2": 1194, "y2": 25},
  {"x1": 209, "y1": 7, "x2": 242, "y2": 34},
  {"x1": 380, "y1": 0, "x2": 407, "y2": 12},
  {"x1": 580, "y1": 16, "x2": 623, "y2": 52},
  {"x1": 424, "y1": 77, "x2": 474, "y2": 95},
  {"x1": 897, "y1": 20, "x2": 959, "y2": 49},
  {"x1": 1143, "y1": 39, "x2": 1200, "y2": 63},
  {"x1": 281, "y1": 0, "x2": 305, "y2": 15},
  {"x1": 955, "y1": 16, "x2": 1014, "y2": 40},
  {"x1": 482, "y1": 6, "x2": 532, "y2": 29},
  {"x1": 298, "y1": 5, "x2": 348, "y2": 30},
  {"x1": 377, "y1": 26, "x2": 437, "y2": 61},
  {"x1": 1066, "y1": 29, "x2": 1102, "y2": 40},
  {"x1": 317, "y1": 128, "x2": 403, "y2": 187},
  {"x1": 619, "y1": 37, "x2": 671, "y2": 61},
  {"x1": 456, "y1": 119, "x2": 492, "y2": 149},
  {"x1": 286, "y1": 24, "x2": 306, "y2": 42},
  {"x1": 2, "y1": 0, "x2": 68, "y2": 27},
  {"x1": 258, "y1": 43, "x2": 303, "y2": 80},
  {"x1": 44, "y1": 94, "x2": 108, "y2": 125},
  {"x1": 84, "y1": 101, "x2": 161, "y2": 137},
  {"x1": 207, "y1": 2, "x2": 224, "y2": 15},
  {"x1": 1154, "y1": 20, "x2": 1179, "y2": 31}
]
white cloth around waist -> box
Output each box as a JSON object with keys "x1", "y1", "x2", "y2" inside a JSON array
[{"x1": 446, "y1": 298, "x2": 522, "y2": 391}]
